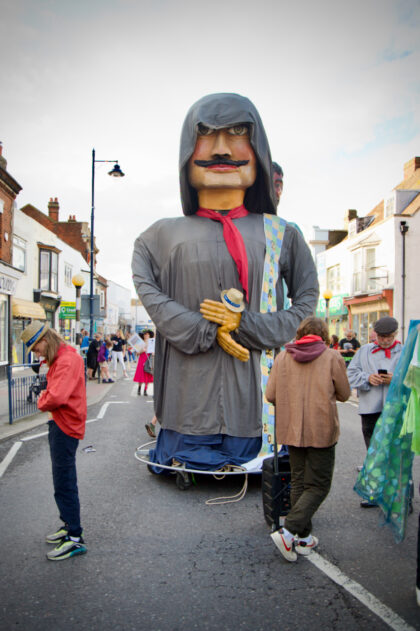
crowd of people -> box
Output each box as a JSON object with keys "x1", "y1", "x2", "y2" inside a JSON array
[{"x1": 79, "y1": 328, "x2": 143, "y2": 383}]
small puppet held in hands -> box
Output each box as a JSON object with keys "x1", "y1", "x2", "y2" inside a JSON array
[{"x1": 200, "y1": 288, "x2": 249, "y2": 362}]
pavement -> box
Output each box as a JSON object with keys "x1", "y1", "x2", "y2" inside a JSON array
[{"x1": 0, "y1": 365, "x2": 136, "y2": 443}]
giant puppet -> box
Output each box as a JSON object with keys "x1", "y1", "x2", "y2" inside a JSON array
[{"x1": 132, "y1": 93, "x2": 319, "y2": 471}]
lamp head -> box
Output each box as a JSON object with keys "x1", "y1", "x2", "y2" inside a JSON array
[
  {"x1": 108, "y1": 163, "x2": 124, "y2": 177},
  {"x1": 323, "y1": 289, "x2": 333, "y2": 301},
  {"x1": 72, "y1": 273, "x2": 85, "y2": 288}
]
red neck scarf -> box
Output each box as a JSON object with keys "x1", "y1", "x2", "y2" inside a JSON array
[
  {"x1": 295, "y1": 335, "x2": 323, "y2": 345},
  {"x1": 371, "y1": 340, "x2": 400, "y2": 359},
  {"x1": 196, "y1": 205, "x2": 249, "y2": 300}
]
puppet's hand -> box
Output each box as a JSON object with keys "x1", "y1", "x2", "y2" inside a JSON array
[
  {"x1": 200, "y1": 299, "x2": 242, "y2": 332},
  {"x1": 216, "y1": 328, "x2": 250, "y2": 362}
]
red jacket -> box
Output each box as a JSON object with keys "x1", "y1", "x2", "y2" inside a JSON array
[{"x1": 37, "y1": 344, "x2": 87, "y2": 439}]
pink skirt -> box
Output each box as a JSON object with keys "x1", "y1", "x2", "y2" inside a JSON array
[{"x1": 133, "y1": 352, "x2": 154, "y2": 384}]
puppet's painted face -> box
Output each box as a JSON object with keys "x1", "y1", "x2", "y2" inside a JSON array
[
  {"x1": 273, "y1": 171, "x2": 283, "y2": 204},
  {"x1": 188, "y1": 124, "x2": 257, "y2": 193}
]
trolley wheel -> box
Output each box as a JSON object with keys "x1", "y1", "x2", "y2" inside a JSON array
[
  {"x1": 176, "y1": 471, "x2": 192, "y2": 490},
  {"x1": 147, "y1": 464, "x2": 158, "y2": 475}
]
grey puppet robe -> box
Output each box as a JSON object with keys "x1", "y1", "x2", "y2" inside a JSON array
[{"x1": 132, "y1": 93, "x2": 319, "y2": 439}]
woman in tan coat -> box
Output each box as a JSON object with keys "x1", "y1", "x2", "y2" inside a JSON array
[{"x1": 265, "y1": 316, "x2": 350, "y2": 562}]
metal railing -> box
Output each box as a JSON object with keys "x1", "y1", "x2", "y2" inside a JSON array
[
  {"x1": 7, "y1": 364, "x2": 48, "y2": 425},
  {"x1": 6, "y1": 358, "x2": 87, "y2": 425}
]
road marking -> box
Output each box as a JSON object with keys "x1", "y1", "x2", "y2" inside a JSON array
[
  {"x1": 347, "y1": 401, "x2": 358, "y2": 408},
  {"x1": 0, "y1": 442, "x2": 23, "y2": 478},
  {"x1": 86, "y1": 418, "x2": 99, "y2": 424},
  {"x1": 21, "y1": 431, "x2": 48, "y2": 441},
  {"x1": 97, "y1": 401, "x2": 128, "y2": 419},
  {"x1": 307, "y1": 552, "x2": 416, "y2": 631}
]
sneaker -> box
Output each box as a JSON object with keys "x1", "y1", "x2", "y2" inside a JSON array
[
  {"x1": 360, "y1": 499, "x2": 378, "y2": 508},
  {"x1": 295, "y1": 535, "x2": 319, "y2": 556},
  {"x1": 45, "y1": 524, "x2": 68, "y2": 544},
  {"x1": 46, "y1": 535, "x2": 87, "y2": 561},
  {"x1": 145, "y1": 422, "x2": 156, "y2": 438},
  {"x1": 270, "y1": 529, "x2": 297, "y2": 562},
  {"x1": 107, "y1": 379, "x2": 114, "y2": 383}
]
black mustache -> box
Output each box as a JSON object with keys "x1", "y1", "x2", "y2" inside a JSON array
[{"x1": 194, "y1": 159, "x2": 249, "y2": 167}]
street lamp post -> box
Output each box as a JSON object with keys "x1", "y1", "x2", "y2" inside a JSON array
[
  {"x1": 90, "y1": 148, "x2": 124, "y2": 339},
  {"x1": 72, "y1": 273, "x2": 85, "y2": 346},
  {"x1": 323, "y1": 289, "x2": 333, "y2": 328}
]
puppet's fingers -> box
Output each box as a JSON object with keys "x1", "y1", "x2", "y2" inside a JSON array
[
  {"x1": 217, "y1": 330, "x2": 249, "y2": 362},
  {"x1": 200, "y1": 307, "x2": 226, "y2": 325},
  {"x1": 200, "y1": 299, "x2": 226, "y2": 310}
]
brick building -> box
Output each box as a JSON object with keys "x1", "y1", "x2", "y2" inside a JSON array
[{"x1": 0, "y1": 144, "x2": 23, "y2": 377}]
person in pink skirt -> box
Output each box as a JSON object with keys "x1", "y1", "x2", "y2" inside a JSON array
[{"x1": 133, "y1": 330, "x2": 154, "y2": 396}]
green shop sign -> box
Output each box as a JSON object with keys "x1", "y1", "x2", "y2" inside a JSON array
[
  {"x1": 316, "y1": 293, "x2": 348, "y2": 318},
  {"x1": 59, "y1": 301, "x2": 76, "y2": 319}
]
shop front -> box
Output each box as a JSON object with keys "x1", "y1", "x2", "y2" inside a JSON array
[
  {"x1": 316, "y1": 293, "x2": 349, "y2": 339},
  {"x1": 12, "y1": 297, "x2": 46, "y2": 364},
  {"x1": 58, "y1": 301, "x2": 76, "y2": 343},
  {"x1": 0, "y1": 262, "x2": 22, "y2": 378},
  {"x1": 344, "y1": 289, "x2": 393, "y2": 345},
  {"x1": 35, "y1": 290, "x2": 61, "y2": 329}
]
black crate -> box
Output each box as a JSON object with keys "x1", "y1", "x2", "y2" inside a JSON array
[{"x1": 262, "y1": 455, "x2": 291, "y2": 529}]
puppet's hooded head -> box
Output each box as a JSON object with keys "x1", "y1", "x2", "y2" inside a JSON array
[{"x1": 179, "y1": 93, "x2": 277, "y2": 216}]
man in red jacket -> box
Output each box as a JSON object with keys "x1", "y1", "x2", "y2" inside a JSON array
[{"x1": 21, "y1": 321, "x2": 87, "y2": 561}]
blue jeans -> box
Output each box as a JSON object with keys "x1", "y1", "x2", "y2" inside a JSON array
[{"x1": 48, "y1": 421, "x2": 82, "y2": 537}]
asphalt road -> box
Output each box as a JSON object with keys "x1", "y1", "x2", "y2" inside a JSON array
[{"x1": 0, "y1": 375, "x2": 419, "y2": 631}]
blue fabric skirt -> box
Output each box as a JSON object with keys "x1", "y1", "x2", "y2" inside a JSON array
[{"x1": 149, "y1": 429, "x2": 261, "y2": 472}]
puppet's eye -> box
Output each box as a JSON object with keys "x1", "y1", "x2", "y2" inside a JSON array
[
  {"x1": 197, "y1": 123, "x2": 214, "y2": 136},
  {"x1": 228, "y1": 125, "x2": 249, "y2": 136}
]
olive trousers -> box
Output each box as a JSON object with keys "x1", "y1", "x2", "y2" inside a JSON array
[{"x1": 284, "y1": 444, "x2": 336, "y2": 538}]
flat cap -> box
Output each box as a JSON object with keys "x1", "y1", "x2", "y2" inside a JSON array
[{"x1": 373, "y1": 316, "x2": 398, "y2": 335}]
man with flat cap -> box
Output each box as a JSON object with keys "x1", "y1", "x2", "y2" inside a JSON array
[
  {"x1": 348, "y1": 316, "x2": 402, "y2": 505},
  {"x1": 132, "y1": 92, "x2": 318, "y2": 471}
]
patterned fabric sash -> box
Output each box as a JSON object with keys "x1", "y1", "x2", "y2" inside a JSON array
[
  {"x1": 259, "y1": 214, "x2": 286, "y2": 456},
  {"x1": 354, "y1": 319, "x2": 420, "y2": 542}
]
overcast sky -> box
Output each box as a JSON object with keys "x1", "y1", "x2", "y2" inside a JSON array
[{"x1": 1, "y1": 0, "x2": 419, "y2": 295}]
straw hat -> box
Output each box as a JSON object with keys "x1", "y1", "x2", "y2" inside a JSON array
[
  {"x1": 220, "y1": 288, "x2": 245, "y2": 313},
  {"x1": 20, "y1": 320, "x2": 50, "y2": 352}
]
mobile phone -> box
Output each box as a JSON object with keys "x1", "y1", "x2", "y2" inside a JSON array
[{"x1": 378, "y1": 369, "x2": 388, "y2": 375}]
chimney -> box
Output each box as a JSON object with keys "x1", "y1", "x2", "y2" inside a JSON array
[
  {"x1": 343, "y1": 209, "x2": 358, "y2": 229},
  {"x1": 48, "y1": 197, "x2": 59, "y2": 222},
  {"x1": 403, "y1": 157, "x2": 420, "y2": 180},
  {"x1": 0, "y1": 141, "x2": 7, "y2": 171}
]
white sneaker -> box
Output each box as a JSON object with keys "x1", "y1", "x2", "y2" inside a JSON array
[
  {"x1": 295, "y1": 535, "x2": 319, "y2": 556},
  {"x1": 270, "y1": 529, "x2": 297, "y2": 562}
]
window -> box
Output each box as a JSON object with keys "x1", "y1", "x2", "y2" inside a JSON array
[
  {"x1": 39, "y1": 249, "x2": 58, "y2": 292},
  {"x1": 353, "y1": 309, "x2": 390, "y2": 345},
  {"x1": 352, "y1": 247, "x2": 377, "y2": 293},
  {"x1": 366, "y1": 248, "x2": 376, "y2": 291},
  {"x1": 353, "y1": 251, "x2": 362, "y2": 292},
  {"x1": 64, "y1": 264, "x2": 73, "y2": 287},
  {"x1": 13, "y1": 236, "x2": 26, "y2": 272},
  {"x1": 0, "y1": 294, "x2": 8, "y2": 364},
  {"x1": 326, "y1": 264, "x2": 341, "y2": 294}
]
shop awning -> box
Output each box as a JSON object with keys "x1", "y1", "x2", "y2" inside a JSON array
[{"x1": 12, "y1": 298, "x2": 47, "y2": 320}]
